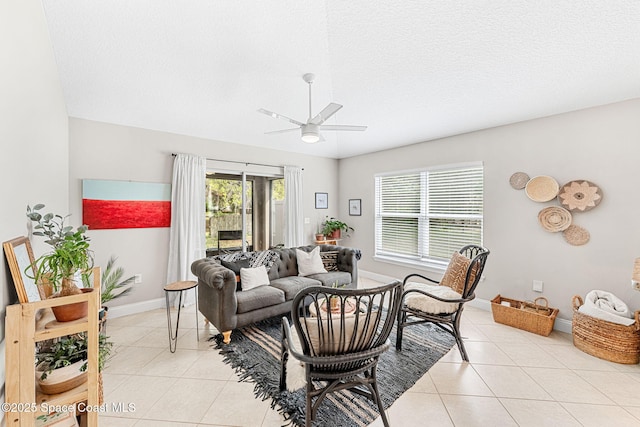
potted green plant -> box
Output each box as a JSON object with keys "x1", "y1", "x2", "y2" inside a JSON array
[
  {"x1": 315, "y1": 221, "x2": 325, "y2": 241},
  {"x1": 35, "y1": 333, "x2": 113, "y2": 395},
  {"x1": 82, "y1": 255, "x2": 136, "y2": 326},
  {"x1": 329, "y1": 281, "x2": 346, "y2": 310},
  {"x1": 27, "y1": 204, "x2": 94, "y2": 321},
  {"x1": 322, "y1": 217, "x2": 354, "y2": 239}
]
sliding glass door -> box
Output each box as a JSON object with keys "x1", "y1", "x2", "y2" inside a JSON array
[{"x1": 205, "y1": 173, "x2": 284, "y2": 256}]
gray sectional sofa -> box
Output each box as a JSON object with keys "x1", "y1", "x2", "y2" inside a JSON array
[{"x1": 191, "y1": 244, "x2": 361, "y2": 343}]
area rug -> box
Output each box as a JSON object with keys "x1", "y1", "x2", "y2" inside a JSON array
[{"x1": 211, "y1": 315, "x2": 454, "y2": 427}]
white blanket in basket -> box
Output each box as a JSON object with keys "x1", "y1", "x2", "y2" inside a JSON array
[{"x1": 578, "y1": 290, "x2": 635, "y2": 326}]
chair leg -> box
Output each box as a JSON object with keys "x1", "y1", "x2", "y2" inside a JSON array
[
  {"x1": 370, "y1": 369, "x2": 390, "y2": 427},
  {"x1": 279, "y1": 328, "x2": 288, "y2": 391},
  {"x1": 452, "y1": 313, "x2": 469, "y2": 362},
  {"x1": 305, "y1": 380, "x2": 313, "y2": 427},
  {"x1": 396, "y1": 309, "x2": 406, "y2": 350}
]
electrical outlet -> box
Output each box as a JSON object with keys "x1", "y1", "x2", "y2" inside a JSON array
[
  {"x1": 532, "y1": 280, "x2": 544, "y2": 292},
  {"x1": 632, "y1": 280, "x2": 640, "y2": 291},
  {"x1": 134, "y1": 273, "x2": 142, "y2": 284}
]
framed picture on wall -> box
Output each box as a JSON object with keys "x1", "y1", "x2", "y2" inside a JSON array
[
  {"x1": 315, "y1": 192, "x2": 328, "y2": 209},
  {"x1": 349, "y1": 199, "x2": 361, "y2": 216}
]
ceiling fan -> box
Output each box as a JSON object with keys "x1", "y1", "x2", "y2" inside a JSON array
[{"x1": 258, "y1": 73, "x2": 367, "y2": 143}]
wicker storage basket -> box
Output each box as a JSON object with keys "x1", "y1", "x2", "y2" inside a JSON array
[
  {"x1": 491, "y1": 295, "x2": 559, "y2": 336},
  {"x1": 572, "y1": 295, "x2": 640, "y2": 364}
]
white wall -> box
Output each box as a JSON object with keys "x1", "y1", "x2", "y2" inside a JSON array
[
  {"x1": 68, "y1": 118, "x2": 340, "y2": 307},
  {"x1": 0, "y1": 0, "x2": 69, "y2": 419},
  {"x1": 339, "y1": 98, "x2": 640, "y2": 321}
]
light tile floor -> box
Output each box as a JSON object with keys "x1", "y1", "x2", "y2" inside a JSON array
[{"x1": 100, "y1": 278, "x2": 640, "y2": 426}]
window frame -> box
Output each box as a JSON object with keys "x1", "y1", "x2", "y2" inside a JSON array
[{"x1": 374, "y1": 161, "x2": 484, "y2": 272}]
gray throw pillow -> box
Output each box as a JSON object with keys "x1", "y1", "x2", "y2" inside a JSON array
[{"x1": 221, "y1": 258, "x2": 251, "y2": 291}]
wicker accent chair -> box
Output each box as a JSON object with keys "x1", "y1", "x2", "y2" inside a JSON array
[
  {"x1": 280, "y1": 281, "x2": 402, "y2": 427},
  {"x1": 396, "y1": 245, "x2": 489, "y2": 362}
]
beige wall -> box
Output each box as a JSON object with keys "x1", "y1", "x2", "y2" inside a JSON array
[
  {"x1": 339, "y1": 98, "x2": 640, "y2": 322},
  {"x1": 68, "y1": 118, "x2": 340, "y2": 307},
  {"x1": 0, "y1": 0, "x2": 69, "y2": 413}
]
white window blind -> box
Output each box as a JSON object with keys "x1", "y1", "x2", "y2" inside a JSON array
[{"x1": 375, "y1": 163, "x2": 483, "y2": 265}]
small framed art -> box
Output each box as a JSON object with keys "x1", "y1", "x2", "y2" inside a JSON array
[
  {"x1": 2, "y1": 236, "x2": 43, "y2": 303},
  {"x1": 315, "y1": 192, "x2": 328, "y2": 209},
  {"x1": 349, "y1": 199, "x2": 361, "y2": 216}
]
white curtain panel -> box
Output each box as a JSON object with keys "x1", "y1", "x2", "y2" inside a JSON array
[
  {"x1": 166, "y1": 153, "x2": 206, "y2": 306},
  {"x1": 284, "y1": 165, "x2": 304, "y2": 247}
]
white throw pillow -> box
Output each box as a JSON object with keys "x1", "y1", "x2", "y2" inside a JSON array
[
  {"x1": 296, "y1": 247, "x2": 327, "y2": 276},
  {"x1": 240, "y1": 265, "x2": 270, "y2": 291}
]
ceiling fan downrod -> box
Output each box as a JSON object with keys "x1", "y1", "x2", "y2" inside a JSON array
[{"x1": 303, "y1": 73, "x2": 315, "y2": 121}]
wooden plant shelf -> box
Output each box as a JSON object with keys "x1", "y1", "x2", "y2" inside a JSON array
[{"x1": 5, "y1": 286, "x2": 100, "y2": 426}]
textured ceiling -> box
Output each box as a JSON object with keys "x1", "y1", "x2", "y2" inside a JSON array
[{"x1": 42, "y1": 1, "x2": 640, "y2": 159}]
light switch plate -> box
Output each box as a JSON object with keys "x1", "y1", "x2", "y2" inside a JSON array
[{"x1": 532, "y1": 280, "x2": 543, "y2": 292}]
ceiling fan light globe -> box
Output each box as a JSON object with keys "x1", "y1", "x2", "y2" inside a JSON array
[{"x1": 301, "y1": 132, "x2": 320, "y2": 143}]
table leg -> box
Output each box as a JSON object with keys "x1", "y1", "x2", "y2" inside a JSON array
[
  {"x1": 194, "y1": 286, "x2": 199, "y2": 341},
  {"x1": 165, "y1": 290, "x2": 184, "y2": 353}
]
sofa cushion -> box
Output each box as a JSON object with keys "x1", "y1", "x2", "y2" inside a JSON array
[
  {"x1": 404, "y1": 282, "x2": 461, "y2": 314},
  {"x1": 240, "y1": 265, "x2": 270, "y2": 291},
  {"x1": 296, "y1": 247, "x2": 327, "y2": 276},
  {"x1": 270, "y1": 276, "x2": 322, "y2": 300},
  {"x1": 236, "y1": 285, "x2": 286, "y2": 314},
  {"x1": 273, "y1": 248, "x2": 299, "y2": 278},
  {"x1": 221, "y1": 258, "x2": 251, "y2": 291},
  {"x1": 247, "y1": 250, "x2": 280, "y2": 270},
  {"x1": 213, "y1": 252, "x2": 247, "y2": 262},
  {"x1": 440, "y1": 251, "x2": 473, "y2": 294},
  {"x1": 306, "y1": 271, "x2": 352, "y2": 288},
  {"x1": 320, "y1": 251, "x2": 339, "y2": 271}
]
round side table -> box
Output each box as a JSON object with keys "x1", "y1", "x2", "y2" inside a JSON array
[{"x1": 164, "y1": 280, "x2": 199, "y2": 353}]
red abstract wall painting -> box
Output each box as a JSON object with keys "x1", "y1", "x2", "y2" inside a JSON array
[{"x1": 82, "y1": 180, "x2": 171, "y2": 230}]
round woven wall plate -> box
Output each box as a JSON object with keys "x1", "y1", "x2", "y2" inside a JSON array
[
  {"x1": 557, "y1": 180, "x2": 603, "y2": 212},
  {"x1": 525, "y1": 176, "x2": 559, "y2": 202},
  {"x1": 509, "y1": 172, "x2": 530, "y2": 190},
  {"x1": 538, "y1": 206, "x2": 572, "y2": 232},
  {"x1": 563, "y1": 224, "x2": 590, "y2": 246}
]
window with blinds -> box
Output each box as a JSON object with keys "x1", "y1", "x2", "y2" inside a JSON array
[{"x1": 375, "y1": 163, "x2": 483, "y2": 265}]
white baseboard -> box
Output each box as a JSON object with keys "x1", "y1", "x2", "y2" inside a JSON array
[
  {"x1": 110, "y1": 271, "x2": 575, "y2": 335},
  {"x1": 359, "y1": 269, "x2": 572, "y2": 334},
  {"x1": 106, "y1": 297, "x2": 165, "y2": 319}
]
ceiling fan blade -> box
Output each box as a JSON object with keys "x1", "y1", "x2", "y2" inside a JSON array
[
  {"x1": 319, "y1": 125, "x2": 368, "y2": 131},
  {"x1": 310, "y1": 103, "x2": 343, "y2": 125},
  {"x1": 258, "y1": 108, "x2": 304, "y2": 126},
  {"x1": 264, "y1": 128, "x2": 300, "y2": 135}
]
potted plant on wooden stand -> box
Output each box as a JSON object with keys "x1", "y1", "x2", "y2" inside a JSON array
[
  {"x1": 322, "y1": 217, "x2": 354, "y2": 240},
  {"x1": 36, "y1": 333, "x2": 113, "y2": 397},
  {"x1": 27, "y1": 204, "x2": 95, "y2": 322}
]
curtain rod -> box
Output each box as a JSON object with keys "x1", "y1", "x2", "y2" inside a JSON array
[{"x1": 171, "y1": 153, "x2": 303, "y2": 170}]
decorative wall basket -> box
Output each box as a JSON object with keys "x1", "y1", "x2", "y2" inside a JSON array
[
  {"x1": 525, "y1": 176, "x2": 559, "y2": 202},
  {"x1": 509, "y1": 172, "x2": 530, "y2": 190},
  {"x1": 538, "y1": 206, "x2": 572, "y2": 232},
  {"x1": 557, "y1": 180, "x2": 603, "y2": 212},
  {"x1": 563, "y1": 224, "x2": 590, "y2": 246}
]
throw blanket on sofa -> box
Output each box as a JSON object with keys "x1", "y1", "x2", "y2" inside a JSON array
[{"x1": 578, "y1": 290, "x2": 635, "y2": 326}]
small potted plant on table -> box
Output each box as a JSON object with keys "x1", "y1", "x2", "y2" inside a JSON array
[{"x1": 322, "y1": 217, "x2": 354, "y2": 240}]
